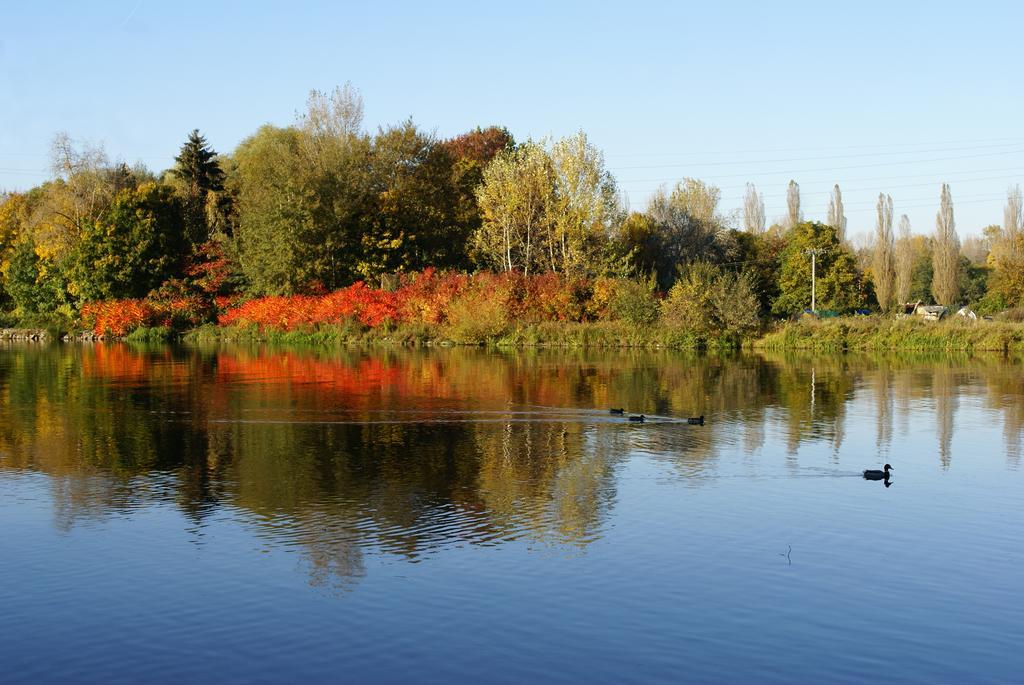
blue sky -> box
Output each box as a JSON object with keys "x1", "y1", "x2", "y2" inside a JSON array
[{"x1": 2, "y1": 0, "x2": 1021, "y2": 238}]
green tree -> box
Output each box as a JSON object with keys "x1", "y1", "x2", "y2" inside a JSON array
[
  {"x1": 772, "y1": 221, "x2": 862, "y2": 315},
  {"x1": 909, "y1": 247, "x2": 934, "y2": 303},
  {"x1": 6, "y1": 239, "x2": 50, "y2": 313},
  {"x1": 232, "y1": 85, "x2": 374, "y2": 294},
  {"x1": 608, "y1": 277, "x2": 660, "y2": 326},
  {"x1": 171, "y1": 129, "x2": 225, "y2": 247},
  {"x1": 68, "y1": 183, "x2": 185, "y2": 301},
  {"x1": 662, "y1": 261, "x2": 760, "y2": 340},
  {"x1": 958, "y1": 256, "x2": 988, "y2": 305},
  {"x1": 294, "y1": 86, "x2": 372, "y2": 288},
  {"x1": 732, "y1": 229, "x2": 783, "y2": 314},
  {"x1": 872, "y1": 193, "x2": 895, "y2": 311},
  {"x1": 616, "y1": 211, "x2": 660, "y2": 277},
  {"x1": 0, "y1": 193, "x2": 31, "y2": 306},
  {"x1": 357, "y1": 121, "x2": 468, "y2": 281},
  {"x1": 232, "y1": 126, "x2": 317, "y2": 294},
  {"x1": 645, "y1": 178, "x2": 734, "y2": 289}
]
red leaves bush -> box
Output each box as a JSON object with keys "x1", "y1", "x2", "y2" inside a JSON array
[
  {"x1": 83, "y1": 270, "x2": 643, "y2": 337},
  {"x1": 81, "y1": 240, "x2": 241, "y2": 337},
  {"x1": 81, "y1": 296, "x2": 214, "y2": 336},
  {"x1": 217, "y1": 270, "x2": 628, "y2": 333},
  {"x1": 82, "y1": 300, "x2": 159, "y2": 336},
  {"x1": 218, "y1": 281, "x2": 402, "y2": 330}
]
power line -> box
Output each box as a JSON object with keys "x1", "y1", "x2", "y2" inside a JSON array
[
  {"x1": 612, "y1": 148, "x2": 1024, "y2": 182},
  {"x1": 603, "y1": 136, "x2": 1024, "y2": 159},
  {"x1": 841, "y1": 195, "x2": 1007, "y2": 214},
  {"x1": 609, "y1": 142, "x2": 1024, "y2": 170},
  {"x1": 616, "y1": 166, "x2": 1024, "y2": 189},
  {"x1": 711, "y1": 191, "x2": 1008, "y2": 210}
]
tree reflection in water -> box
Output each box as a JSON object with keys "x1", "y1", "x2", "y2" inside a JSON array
[{"x1": 1, "y1": 343, "x2": 1022, "y2": 588}]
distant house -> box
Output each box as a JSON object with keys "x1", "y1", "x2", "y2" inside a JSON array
[
  {"x1": 918, "y1": 305, "x2": 948, "y2": 321},
  {"x1": 897, "y1": 301, "x2": 947, "y2": 321}
]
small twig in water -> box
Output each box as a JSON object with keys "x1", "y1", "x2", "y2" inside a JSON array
[{"x1": 778, "y1": 544, "x2": 792, "y2": 565}]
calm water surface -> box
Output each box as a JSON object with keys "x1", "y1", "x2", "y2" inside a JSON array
[{"x1": 1, "y1": 344, "x2": 1022, "y2": 684}]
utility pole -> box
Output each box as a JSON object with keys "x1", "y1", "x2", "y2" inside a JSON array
[{"x1": 804, "y1": 248, "x2": 825, "y2": 313}]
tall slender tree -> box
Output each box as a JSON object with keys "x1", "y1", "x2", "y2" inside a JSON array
[
  {"x1": 931, "y1": 183, "x2": 960, "y2": 306},
  {"x1": 1005, "y1": 184, "x2": 1023, "y2": 236},
  {"x1": 894, "y1": 214, "x2": 914, "y2": 305},
  {"x1": 826, "y1": 184, "x2": 847, "y2": 242},
  {"x1": 786, "y1": 180, "x2": 801, "y2": 229},
  {"x1": 743, "y1": 182, "x2": 765, "y2": 234},
  {"x1": 872, "y1": 193, "x2": 895, "y2": 311},
  {"x1": 989, "y1": 184, "x2": 1024, "y2": 306},
  {"x1": 173, "y1": 129, "x2": 224, "y2": 247}
]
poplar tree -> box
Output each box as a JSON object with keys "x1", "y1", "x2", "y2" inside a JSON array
[
  {"x1": 743, "y1": 183, "x2": 765, "y2": 234},
  {"x1": 872, "y1": 193, "x2": 895, "y2": 311},
  {"x1": 931, "y1": 183, "x2": 960, "y2": 306},
  {"x1": 826, "y1": 184, "x2": 847, "y2": 242},
  {"x1": 894, "y1": 214, "x2": 914, "y2": 305},
  {"x1": 786, "y1": 180, "x2": 801, "y2": 229}
]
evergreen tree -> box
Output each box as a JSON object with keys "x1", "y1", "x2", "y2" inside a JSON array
[{"x1": 173, "y1": 129, "x2": 225, "y2": 247}]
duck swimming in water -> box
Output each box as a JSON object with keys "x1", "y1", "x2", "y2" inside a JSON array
[
  {"x1": 628, "y1": 414, "x2": 646, "y2": 423},
  {"x1": 609, "y1": 408, "x2": 625, "y2": 415},
  {"x1": 863, "y1": 464, "x2": 893, "y2": 480}
]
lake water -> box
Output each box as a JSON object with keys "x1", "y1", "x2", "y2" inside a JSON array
[{"x1": 1, "y1": 343, "x2": 1022, "y2": 684}]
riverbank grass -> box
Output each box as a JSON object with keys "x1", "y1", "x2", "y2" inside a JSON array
[{"x1": 755, "y1": 317, "x2": 1024, "y2": 352}]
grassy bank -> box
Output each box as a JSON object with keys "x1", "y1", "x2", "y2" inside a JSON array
[
  {"x1": 755, "y1": 317, "x2": 1024, "y2": 352},
  {"x1": 182, "y1": 320, "x2": 738, "y2": 350}
]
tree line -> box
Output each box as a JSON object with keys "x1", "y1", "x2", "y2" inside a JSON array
[{"x1": 1, "y1": 84, "x2": 1022, "y2": 330}]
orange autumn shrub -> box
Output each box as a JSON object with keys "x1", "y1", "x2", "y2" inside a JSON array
[
  {"x1": 396, "y1": 269, "x2": 470, "y2": 325},
  {"x1": 218, "y1": 282, "x2": 401, "y2": 331},
  {"x1": 587, "y1": 276, "x2": 619, "y2": 320},
  {"x1": 81, "y1": 294, "x2": 218, "y2": 336},
  {"x1": 524, "y1": 272, "x2": 591, "y2": 322},
  {"x1": 82, "y1": 299, "x2": 162, "y2": 336},
  {"x1": 83, "y1": 271, "x2": 649, "y2": 337},
  {"x1": 214, "y1": 270, "x2": 641, "y2": 336}
]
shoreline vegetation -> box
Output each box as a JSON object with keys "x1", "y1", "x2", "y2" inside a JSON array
[
  {"x1": 3, "y1": 86, "x2": 1024, "y2": 353},
  {"x1": 7, "y1": 315, "x2": 1024, "y2": 354},
  {"x1": 186, "y1": 318, "x2": 1024, "y2": 353}
]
